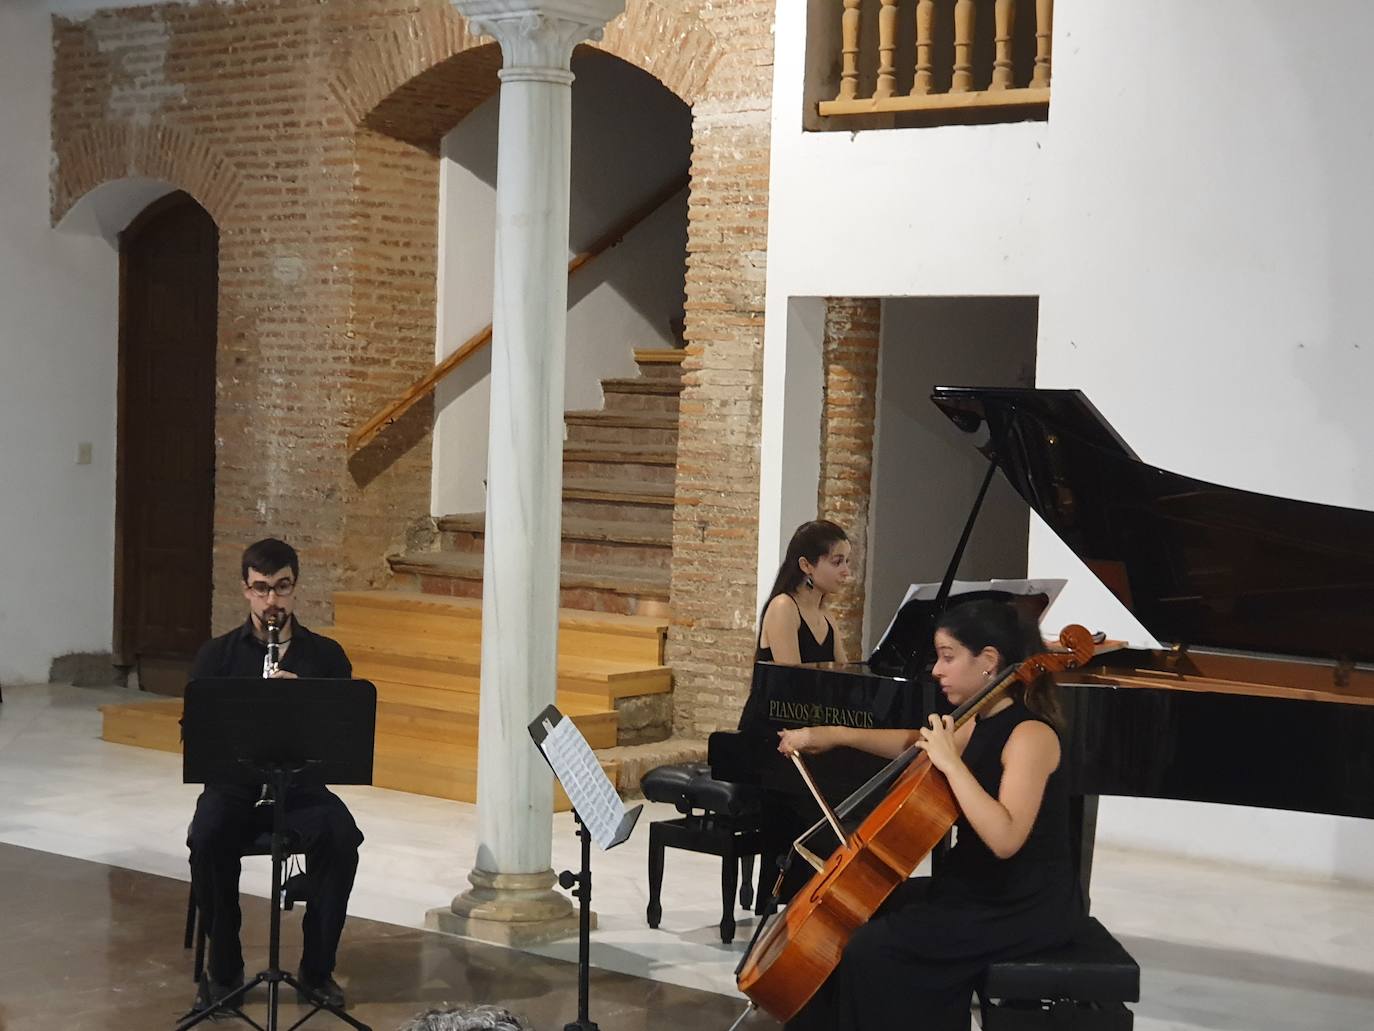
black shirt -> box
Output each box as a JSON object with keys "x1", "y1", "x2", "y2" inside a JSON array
[
  {"x1": 189, "y1": 616, "x2": 352, "y2": 681},
  {"x1": 188, "y1": 617, "x2": 352, "y2": 801}
]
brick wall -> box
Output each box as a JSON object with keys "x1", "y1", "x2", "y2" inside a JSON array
[
  {"x1": 818, "y1": 297, "x2": 882, "y2": 662},
  {"x1": 52, "y1": 0, "x2": 777, "y2": 735}
]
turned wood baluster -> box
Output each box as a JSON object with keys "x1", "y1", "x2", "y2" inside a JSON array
[
  {"x1": 952, "y1": 0, "x2": 975, "y2": 93},
  {"x1": 1031, "y1": 0, "x2": 1053, "y2": 88},
  {"x1": 838, "y1": 0, "x2": 863, "y2": 101},
  {"x1": 876, "y1": 0, "x2": 899, "y2": 98},
  {"x1": 911, "y1": 0, "x2": 935, "y2": 95},
  {"x1": 992, "y1": 0, "x2": 1015, "y2": 89}
]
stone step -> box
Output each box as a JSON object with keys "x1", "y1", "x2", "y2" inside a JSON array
[
  {"x1": 564, "y1": 410, "x2": 679, "y2": 448},
  {"x1": 389, "y1": 550, "x2": 670, "y2": 616},
  {"x1": 439, "y1": 513, "x2": 673, "y2": 572},
  {"x1": 332, "y1": 589, "x2": 666, "y2": 665},
  {"x1": 562, "y1": 442, "x2": 678, "y2": 487},
  {"x1": 559, "y1": 477, "x2": 676, "y2": 525},
  {"x1": 597, "y1": 736, "x2": 709, "y2": 796}
]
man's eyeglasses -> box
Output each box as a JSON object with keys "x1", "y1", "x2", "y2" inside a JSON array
[{"x1": 246, "y1": 578, "x2": 296, "y2": 598}]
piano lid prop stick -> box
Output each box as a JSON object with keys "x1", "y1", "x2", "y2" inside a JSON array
[{"x1": 789, "y1": 752, "x2": 848, "y2": 851}]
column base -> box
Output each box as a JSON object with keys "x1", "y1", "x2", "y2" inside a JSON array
[{"x1": 425, "y1": 867, "x2": 594, "y2": 947}]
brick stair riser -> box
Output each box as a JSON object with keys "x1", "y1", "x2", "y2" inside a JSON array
[
  {"x1": 633, "y1": 362, "x2": 686, "y2": 383},
  {"x1": 600, "y1": 390, "x2": 681, "y2": 416},
  {"x1": 564, "y1": 421, "x2": 678, "y2": 448},
  {"x1": 439, "y1": 529, "x2": 672, "y2": 572},
  {"x1": 562, "y1": 458, "x2": 677, "y2": 486},
  {"x1": 560, "y1": 496, "x2": 673, "y2": 525}
]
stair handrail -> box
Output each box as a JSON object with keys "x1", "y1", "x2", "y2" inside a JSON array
[{"x1": 348, "y1": 171, "x2": 691, "y2": 454}]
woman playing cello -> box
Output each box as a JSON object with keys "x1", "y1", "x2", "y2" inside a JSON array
[{"x1": 776, "y1": 600, "x2": 1084, "y2": 1030}]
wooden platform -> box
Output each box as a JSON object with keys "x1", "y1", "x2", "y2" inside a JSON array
[{"x1": 99, "y1": 590, "x2": 672, "y2": 809}]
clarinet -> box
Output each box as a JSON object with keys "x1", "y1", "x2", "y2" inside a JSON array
[{"x1": 256, "y1": 614, "x2": 282, "y2": 808}]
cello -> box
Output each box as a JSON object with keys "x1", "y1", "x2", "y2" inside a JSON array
[{"x1": 736, "y1": 624, "x2": 1097, "y2": 1022}]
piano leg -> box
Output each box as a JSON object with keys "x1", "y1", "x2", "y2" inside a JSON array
[
  {"x1": 721, "y1": 853, "x2": 739, "y2": 943},
  {"x1": 1070, "y1": 793, "x2": 1099, "y2": 914},
  {"x1": 739, "y1": 852, "x2": 755, "y2": 912},
  {"x1": 646, "y1": 824, "x2": 665, "y2": 929}
]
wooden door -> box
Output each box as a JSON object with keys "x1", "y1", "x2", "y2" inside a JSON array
[{"x1": 115, "y1": 193, "x2": 218, "y2": 693}]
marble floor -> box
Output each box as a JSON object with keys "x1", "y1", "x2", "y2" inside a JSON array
[{"x1": 3, "y1": 682, "x2": 1374, "y2": 1030}]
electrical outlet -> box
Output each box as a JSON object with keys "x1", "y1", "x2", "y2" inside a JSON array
[{"x1": 77, "y1": 442, "x2": 93, "y2": 465}]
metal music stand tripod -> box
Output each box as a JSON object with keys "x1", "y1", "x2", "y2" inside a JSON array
[{"x1": 177, "y1": 677, "x2": 376, "y2": 1031}]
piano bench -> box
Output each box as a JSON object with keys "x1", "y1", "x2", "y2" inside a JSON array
[
  {"x1": 640, "y1": 762, "x2": 764, "y2": 944},
  {"x1": 977, "y1": 917, "x2": 1140, "y2": 1031}
]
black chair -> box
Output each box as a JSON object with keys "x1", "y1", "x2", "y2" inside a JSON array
[
  {"x1": 976, "y1": 917, "x2": 1140, "y2": 1030},
  {"x1": 183, "y1": 829, "x2": 308, "y2": 983},
  {"x1": 640, "y1": 762, "x2": 764, "y2": 944}
]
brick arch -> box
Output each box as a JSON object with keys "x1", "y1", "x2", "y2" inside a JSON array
[
  {"x1": 328, "y1": 0, "x2": 721, "y2": 151},
  {"x1": 51, "y1": 123, "x2": 243, "y2": 228}
]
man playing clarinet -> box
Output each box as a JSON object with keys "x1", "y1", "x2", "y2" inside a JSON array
[{"x1": 186, "y1": 538, "x2": 363, "y2": 1013}]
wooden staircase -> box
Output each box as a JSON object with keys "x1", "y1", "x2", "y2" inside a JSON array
[
  {"x1": 99, "y1": 590, "x2": 671, "y2": 809},
  {"x1": 389, "y1": 349, "x2": 684, "y2": 616}
]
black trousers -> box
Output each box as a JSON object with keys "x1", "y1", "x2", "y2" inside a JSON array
[{"x1": 188, "y1": 786, "x2": 363, "y2": 983}]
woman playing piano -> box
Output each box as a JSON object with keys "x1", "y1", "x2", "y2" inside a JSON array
[
  {"x1": 776, "y1": 600, "x2": 1083, "y2": 1031},
  {"x1": 755, "y1": 519, "x2": 852, "y2": 666}
]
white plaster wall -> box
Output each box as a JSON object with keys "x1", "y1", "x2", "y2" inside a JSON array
[
  {"x1": 764, "y1": 0, "x2": 1374, "y2": 882},
  {"x1": 865, "y1": 297, "x2": 1037, "y2": 653},
  {"x1": 0, "y1": 1, "x2": 125, "y2": 682},
  {"x1": 432, "y1": 49, "x2": 690, "y2": 516}
]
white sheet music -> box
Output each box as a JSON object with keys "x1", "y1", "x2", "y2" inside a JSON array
[
  {"x1": 871, "y1": 578, "x2": 1068, "y2": 660},
  {"x1": 540, "y1": 716, "x2": 626, "y2": 849}
]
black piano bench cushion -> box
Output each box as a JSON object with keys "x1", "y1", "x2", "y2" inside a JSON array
[
  {"x1": 983, "y1": 917, "x2": 1140, "y2": 1005},
  {"x1": 639, "y1": 763, "x2": 761, "y2": 819}
]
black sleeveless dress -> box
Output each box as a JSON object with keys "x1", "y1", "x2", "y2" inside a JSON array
[
  {"x1": 755, "y1": 594, "x2": 836, "y2": 664},
  {"x1": 785, "y1": 699, "x2": 1084, "y2": 1031}
]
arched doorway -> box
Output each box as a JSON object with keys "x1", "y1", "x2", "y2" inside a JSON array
[{"x1": 114, "y1": 192, "x2": 218, "y2": 695}]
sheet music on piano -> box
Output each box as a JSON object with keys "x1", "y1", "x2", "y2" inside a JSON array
[{"x1": 869, "y1": 578, "x2": 1067, "y2": 665}]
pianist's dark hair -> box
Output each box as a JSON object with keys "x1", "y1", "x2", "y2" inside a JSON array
[
  {"x1": 758, "y1": 520, "x2": 849, "y2": 644},
  {"x1": 241, "y1": 537, "x2": 300, "y2": 582},
  {"x1": 935, "y1": 600, "x2": 1064, "y2": 731}
]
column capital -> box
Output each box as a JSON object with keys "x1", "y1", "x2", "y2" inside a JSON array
[{"x1": 452, "y1": 0, "x2": 625, "y2": 77}]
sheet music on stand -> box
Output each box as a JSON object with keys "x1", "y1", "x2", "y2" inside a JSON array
[
  {"x1": 870, "y1": 577, "x2": 1068, "y2": 661},
  {"x1": 530, "y1": 704, "x2": 641, "y2": 849}
]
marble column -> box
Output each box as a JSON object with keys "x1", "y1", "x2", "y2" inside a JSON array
[{"x1": 427, "y1": 0, "x2": 625, "y2": 946}]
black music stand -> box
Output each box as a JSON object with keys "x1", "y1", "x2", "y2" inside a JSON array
[
  {"x1": 529, "y1": 705, "x2": 641, "y2": 1031},
  {"x1": 177, "y1": 677, "x2": 377, "y2": 1031}
]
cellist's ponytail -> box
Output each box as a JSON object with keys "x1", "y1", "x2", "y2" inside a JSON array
[{"x1": 934, "y1": 600, "x2": 1064, "y2": 732}]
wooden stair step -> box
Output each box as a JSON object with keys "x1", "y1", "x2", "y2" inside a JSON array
[
  {"x1": 100, "y1": 698, "x2": 183, "y2": 753},
  {"x1": 388, "y1": 551, "x2": 670, "y2": 599},
  {"x1": 377, "y1": 702, "x2": 617, "y2": 750},
  {"x1": 437, "y1": 513, "x2": 672, "y2": 547},
  {"x1": 632, "y1": 348, "x2": 686, "y2": 365},
  {"x1": 333, "y1": 590, "x2": 666, "y2": 664}
]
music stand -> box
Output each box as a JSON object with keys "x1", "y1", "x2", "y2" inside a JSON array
[
  {"x1": 177, "y1": 677, "x2": 377, "y2": 1031},
  {"x1": 529, "y1": 705, "x2": 641, "y2": 1031}
]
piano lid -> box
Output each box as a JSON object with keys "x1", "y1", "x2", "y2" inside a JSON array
[{"x1": 932, "y1": 387, "x2": 1374, "y2": 664}]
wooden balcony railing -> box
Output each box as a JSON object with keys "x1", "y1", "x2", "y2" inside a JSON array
[
  {"x1": 817, "y1": 0, "x2": 1052, "y2": 120},
  {"x1": 348, "y1": 172, "x2": 689, "y2": 454}
]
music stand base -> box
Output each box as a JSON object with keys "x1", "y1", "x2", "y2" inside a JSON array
[{"x1": 176, "y1": 968, "x2": 372, "y2": 1031}]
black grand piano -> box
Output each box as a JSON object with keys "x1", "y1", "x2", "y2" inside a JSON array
[{"x1": 713, "y1": 386, "x2": 1374, "y2": 906}]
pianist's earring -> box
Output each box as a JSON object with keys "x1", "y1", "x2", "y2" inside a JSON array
[
  {"x1": 984, "y1": 669, "x2": 994, "y2": 677},
  {"x1": 803, "y1": 574, "x2": 814, "y2": 590}
]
